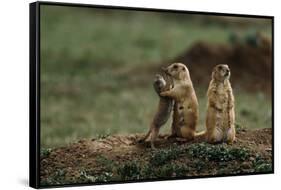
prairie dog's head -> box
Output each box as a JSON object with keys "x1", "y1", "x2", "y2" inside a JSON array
[
  {"x1": 162, "y1": 63, "x2": 190, "y2": 81},
  {"x1": 212, "y1": 64, "x2": 231, "y2": 82},
  {"x1": 153, "y1": 74, "x2": 167, "y2": 92},
  {"x1": 154, "y1": 74, "x2": 166, "y2": 89}
]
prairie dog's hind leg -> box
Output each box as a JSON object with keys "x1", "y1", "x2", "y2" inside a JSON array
[
  {"x1": 207, "y1": 127, "x2": 223, "y2": 144},
  {"x1": 150, "y1": 127, "x2": 160, "y2": 149},
  {"x1": 180, "y1": 127, "x2": 195, "y2": 141},
  {"x1": 226, "y1": 127, "x2": 236, "y2": 144},
  {"x1": 208, "y1": 113, "x2": 224, "y2": 143}
]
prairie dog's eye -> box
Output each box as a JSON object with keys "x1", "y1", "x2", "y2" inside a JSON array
[
  {"x1": 173, "y1": 65, "x2": 178, "y2": 69},
  {"x1": 218, "y1": 66, "x2": 222, "y2": 70},
  {"x1": 182, "y1": 67, "x2": 185, "y2": 71}
]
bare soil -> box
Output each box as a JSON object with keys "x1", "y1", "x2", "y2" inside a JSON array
[{"x1": 40, "y1": 128, "x2": 272, "y2": 186}]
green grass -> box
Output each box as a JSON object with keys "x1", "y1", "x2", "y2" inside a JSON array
[{"x1": 40, "y1": 5, "x2": 272, "y2": 148}]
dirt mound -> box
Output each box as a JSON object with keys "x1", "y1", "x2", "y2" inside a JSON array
[
  {"x1": 172, "y1": 36, "x2": 272, "y2": 94},
  {"x1": 40, "y1": 128, "x2": 272, "y2": 186}
]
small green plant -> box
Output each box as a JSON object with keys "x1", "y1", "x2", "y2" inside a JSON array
[
  {"x1": 193, "y1": 159, "x2": 207, "y2": 171},
  {"x1": 79, "y1": 170, "x2": 113, "y2": 183},
  {"x1": 150, "y1": 146, "x2": 184, "y2": 166},
  {"x1": 141, "y1": 164, "x2": 154, "y2": 178},
  {"x1": 253, "y1": 155, "x2": 272, "y2": 173},
  {"x1": 116, "y1": 160, "x2": 141, "y2": 180},
  {"x1": 235, "y1": 122, "x2": 246, "y2": 131},
  {"x1": 95, "y1": 155, "x2": 115, "y2": 171},
  {"x1": 40, "y1": 169, "x2": 66, "y2": 185},
  {"x1": 40, "y1": 148, "x2": 52, "y2": 158},
  {"x1": 156, "y1": 164, "x2": 187, "y2": 178},
  {"x1": 117, "y1": 158, "x2": 189, "y2": 179},
  {"x1": 187, "y1": 143, "x2": 249, "y2": 162},
  {"x1": 96, "y1": 133, "x2": 111, "y2": 139},
  {"x1": 254, "y1": 163, "x2": 272, "y2": 172}
]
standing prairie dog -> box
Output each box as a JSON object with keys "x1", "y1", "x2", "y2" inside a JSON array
[
  {"x1": 206, "y1": 64, "x2": 235, "y2": 144},
  {"x1": 160, "y1": 63, "x2": 199, "y2": 140},
  {"x1": 138, "y1": 73, "x2": 174, "y2": 149}
]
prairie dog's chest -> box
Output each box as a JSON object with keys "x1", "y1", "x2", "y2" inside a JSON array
[
  {"x1": 173, "y1": 81, "x2": 191, "y2": 99},
  {"x1": 216, "y1": 85, "x2": 229, "y2": 108}
]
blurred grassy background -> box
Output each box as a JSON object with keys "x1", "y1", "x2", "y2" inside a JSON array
[{"x1": 40, "y1": 5, "x2": 272, "y2": 148}]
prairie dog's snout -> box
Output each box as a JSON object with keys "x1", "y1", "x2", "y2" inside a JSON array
[{"x1": 224, "y1": 67, "x2": 230, "y2": 76}]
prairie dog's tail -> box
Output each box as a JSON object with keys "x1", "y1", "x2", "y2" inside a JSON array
[
  {"x1": 195, "y1": 130, "x2": 206, "y2": 136},
  {"x1": 179, "y1": 128, "x2": 206, "y2": 141},
  {"x1": 194, "y1": 130, "x2": 206, "y2": 140}
]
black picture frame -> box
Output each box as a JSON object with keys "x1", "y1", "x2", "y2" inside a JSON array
[{"x1": 30, "y1": 1, "x2": 274, "y2": 189}]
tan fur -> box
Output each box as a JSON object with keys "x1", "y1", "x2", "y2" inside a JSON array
[
  {"x1": 139, "y1": 74, "x2": 174, "y2": 149},
  {"x1": 160, "y1": 63, "x2": 199, "y2": 140},
  {"x1": 205, "y1": 64, "x2": 235, "y2": 144}
]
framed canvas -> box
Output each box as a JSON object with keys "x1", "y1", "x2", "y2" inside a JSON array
[{"x1": 29, "y1": 1, "x2": 274, "y2": 188}]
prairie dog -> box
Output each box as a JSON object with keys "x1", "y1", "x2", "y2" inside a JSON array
[
  {"x1": 206, "y1": 64, "x2": 235, "y2": 144},
  {"x1": 139, "y1": 73, "x2": 174, "y2": 149},
  {"x1": 160, "y1": 63, "x2": 199, "y2": 140}
]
